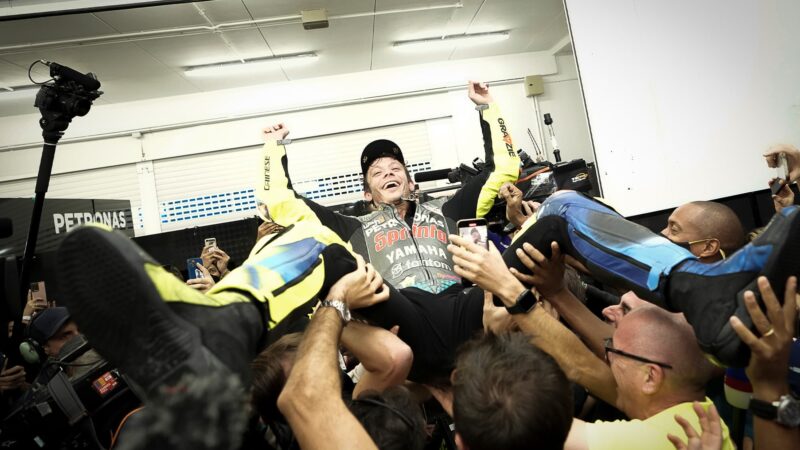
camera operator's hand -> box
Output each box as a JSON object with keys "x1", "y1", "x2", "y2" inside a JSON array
[
  {"x1": 326, "y1": 255, "x2": 389, "y2": 310},
  {"x1": 0, "y1": 362, "x2": 27, "y2": 393},
  {"x1": 468, "y1": 80, "x2": 494, "y2": 106},
  {"x1": 262, "y1": 123, "x2": 290, "y2": 142},
  {"x1": 764, "y1": 144, "x2": 800, "y2": 183},
  {"x1": 186, "y1": 263, "x2": 215, "y2": 293}
]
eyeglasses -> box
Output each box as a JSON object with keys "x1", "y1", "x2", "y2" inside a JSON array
[{"x1": 603, "y1": 338, "x2": 673, "y2": 369}]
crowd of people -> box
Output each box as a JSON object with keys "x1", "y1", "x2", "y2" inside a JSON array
[{"x1": 2, "y1": 81, "x2": 799, "y2": 450}]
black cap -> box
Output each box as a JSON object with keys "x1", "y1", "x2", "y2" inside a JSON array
[
  {"x1": 28, "y1": 307, "x2": 71, "y2": 346},
  {"x1": 361, "y1": 139, "x2": 405, "y2": 175}
]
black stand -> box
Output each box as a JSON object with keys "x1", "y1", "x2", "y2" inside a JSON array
[{"x1": 18, "y1": 130, "x2": 62, "y2": 306}]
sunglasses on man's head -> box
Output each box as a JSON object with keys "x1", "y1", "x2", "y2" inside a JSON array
[{"x1": 603, "y1": 337, "x2": 673, "y2": 369}]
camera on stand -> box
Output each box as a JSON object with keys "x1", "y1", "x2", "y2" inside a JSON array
[{"x1": 34, "y1": 61, "x2": 102, "y2": 135}]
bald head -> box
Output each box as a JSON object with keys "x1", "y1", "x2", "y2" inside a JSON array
[
  {"x1": 687, "y1": 201, "x2": 745, "y2": 254},
  {"x1": 616, "y1": 306, "x2": 714, "y2": 392}
]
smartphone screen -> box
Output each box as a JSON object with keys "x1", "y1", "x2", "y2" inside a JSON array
[
  {"x1": 456, "y1": 218, "x2": 488, "y2": 288},
  {"x1": 457, "y1": 219, "x2": 489, "y2": 250},
  {"x1": 186, "y1": 258, "x2": 204, "y2": 280}
]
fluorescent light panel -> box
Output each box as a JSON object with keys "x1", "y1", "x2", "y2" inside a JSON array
[
  {"x1": 184, "y1": 52, "x2": 318, "y2": 77},
  {"x1": 0, "y1": 85, "x2": 39, "y2": 101},
  {"x1": 393, "y1": 31, "x2": 510, "y2": 52}
]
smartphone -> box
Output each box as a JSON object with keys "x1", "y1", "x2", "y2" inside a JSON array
[
  {"x1": 457, "y1": 218, "x2": 489, "y2": 249},
  {"x1": 770, "y1": 178, "x2": 785, "y2": 195},
  {"x1": 204, "y1": 237, "x2": 217, "y2": 251},
  {"x1": 28, "y1": 281, "x2": 49, "y2": 307},
  {"x1": 457, "y1": 218, "x2": 489, "y2": 288},
  {"x1": 770, "y1": 153, "x2": 790, "y2": 195},
  {"x1": 186, "y1": 257, "x2": 204, "y2": 280}
]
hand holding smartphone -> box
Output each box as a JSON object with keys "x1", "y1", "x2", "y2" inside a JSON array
[
  {"x1": 456, "y1": 218, "x2": 489, "y2": 287},
  {"x1": 186, "y1": 257, "x2": 204, "y2": 280},
  {"x1": 770, "y1": 153, "x2": 790, "y2": 195}
]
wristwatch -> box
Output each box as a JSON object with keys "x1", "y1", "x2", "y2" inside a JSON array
[
  {"x1": 474, "y1": 104, "x2": 490, "y2": 111},
  {"x1": 277, "y1": 139, "x2": 292, "y2": 146},
  {"x1": 319, "y1": 300, "x2": 351, "y2": 325},
  {"x1": 749, "y1": 394, "x2": 800, "y2": 427},
  {"x1": 505, "y1": 289, "x2": 539, "y2": 315}
]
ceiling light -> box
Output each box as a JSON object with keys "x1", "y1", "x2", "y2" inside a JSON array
[
  {"x1": 0, "y1": 85, "x2": 39, "y2": 101},
  {"x1": 184, "y1": 52, "x2": 318, "y2": 77},
  {"x1": 393, "y1": 31, "x2": 510, "y2": 52}
]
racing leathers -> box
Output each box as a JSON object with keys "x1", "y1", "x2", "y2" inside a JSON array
[{"x1": 267, "y1": 102, "x2": 520, "y2": 294}]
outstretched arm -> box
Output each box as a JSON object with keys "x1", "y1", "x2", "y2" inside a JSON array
[
  {"x1": 730, "y1": 276, "x2": 800, "y2": 450},
  {"x1": 509, "y1": 241, "x2": 613, "y2": 358},
  {"x1": 764, "y1": 144, "x2": 800, "y2": 184},
  {"x1": 277, "y1": 260, "x2": 386, "y2": 450},
  {"x1": 342, "y1": 323, "x2": 412, "y2": 398},
  {"x1": 277, "y1": 307, "x2": 377, "y2": 450},
  {"x1": 442, "y1": 81, "x2": 520, "y2": 221},
  {"x1": 448, "y1": 234, "x2": 618, "y2": 406},
  {"x1": 259, "y1": 124, "x2": 360, "y2": 239}
]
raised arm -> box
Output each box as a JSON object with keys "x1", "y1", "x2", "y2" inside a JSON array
[
  {"x1": 341, "y1": 323, "x2": 412, "y2": 398},
  {"x1": 442, "y1": 81, "x2": 520, "y2": 221},
  {"x1": 277, "y1": 307, "x2": 377, "y2": 450},
  {"x1": 448, "y1": 235, "x2": 618, "y2": 406},
  {"x1": 259, "y1": 123, "x2": 360, "y2": 239},
  {"x1": 509, "y1": 241, "x2": 614, "y2": 358},
  {"x1": 730, "y1": 276, "x2": 800, "y2": 450}
]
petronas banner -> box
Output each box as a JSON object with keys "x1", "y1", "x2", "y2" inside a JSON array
[{"x1": 0, "y1": 198, "x2": 133, "y2": 257}]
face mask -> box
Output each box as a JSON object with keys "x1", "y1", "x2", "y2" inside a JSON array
[{"x1": 674, "y1": 239, "x2": 726, "y2": 259}]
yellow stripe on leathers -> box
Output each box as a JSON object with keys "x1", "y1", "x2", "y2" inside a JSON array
[
  {"x1": 476, "y1": 102, "x2": 521, "y2": 218},
  {"x1": 209, "y1": 140, "x2": 354, "y2": 327}
]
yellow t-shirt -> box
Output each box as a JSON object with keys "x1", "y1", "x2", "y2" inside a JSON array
[{"x1": 585, "y1": 398, "x2": 734, "y2": 450}]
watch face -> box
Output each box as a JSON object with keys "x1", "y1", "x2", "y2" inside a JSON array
[{"x1": 779, "y1": 397, "x2": 800, "y2": 427}]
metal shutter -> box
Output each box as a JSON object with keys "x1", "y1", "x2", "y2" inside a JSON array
[{"x1": 151, "y1": 120, "x2": 440, "y2": 232}]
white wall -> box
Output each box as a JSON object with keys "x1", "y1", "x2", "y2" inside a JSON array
[
  {"x1": 537, "y1": 53, "x2": 594, "y2": 166},
  {"x1": 0, "y1": 49, "x2": 592, "y2": 234},
  {"x1": 566, "y1": 0, "x2": 800, "y2": 216}
]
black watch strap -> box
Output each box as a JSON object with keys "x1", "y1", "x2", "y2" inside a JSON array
[
  {"x1": 506, "y1": 289, "x2": 538, "y2": 315},
  {"x1": 749, "y1": 398, "x2": 778, "y2": 421}
]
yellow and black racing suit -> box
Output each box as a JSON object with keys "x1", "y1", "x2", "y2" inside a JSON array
[{"x1": 277, "y1": 103, "x2": 520, "y2": 294}]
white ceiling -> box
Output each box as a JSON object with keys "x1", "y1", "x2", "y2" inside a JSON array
[{"x1": 0, "y1": 0, "x2": 568, "y2": 116}]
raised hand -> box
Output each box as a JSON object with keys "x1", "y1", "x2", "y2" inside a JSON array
[
  {"x1": 262, "y1": 123, "x2": 290, "y2": 142},
  {"x1": 468, "y1": 80, "x2": 494, "y2": 105}
]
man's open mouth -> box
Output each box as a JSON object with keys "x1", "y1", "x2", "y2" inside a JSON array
[{"x1": 383, "y1": 181, "x2": 400, "y2": 189}]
